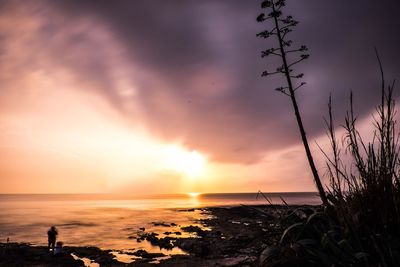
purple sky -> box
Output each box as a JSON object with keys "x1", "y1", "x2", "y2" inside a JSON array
[
  {"x1": 0, "y1": 0, "x2": 399, "y2": 193},
  {"x1": 45, "y1": 0, "x2": 400, "y2": 162}
]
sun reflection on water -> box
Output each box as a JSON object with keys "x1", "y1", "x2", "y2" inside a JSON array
[{"x1": 187, "y1": 192, "x2": 201, "y2": 198}]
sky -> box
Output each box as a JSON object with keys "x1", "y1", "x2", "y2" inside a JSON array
[{"x1": 0, "y1": 0, "x2": 399, "y2": 194}]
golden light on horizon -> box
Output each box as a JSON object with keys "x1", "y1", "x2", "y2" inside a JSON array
[{"x1": 188, "y1": 192, "x2": 201, "y2": 197}]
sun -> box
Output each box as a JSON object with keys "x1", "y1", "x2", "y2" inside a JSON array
[{"x1": 161, "y1": 145, "x2": 206, "y2": 179}]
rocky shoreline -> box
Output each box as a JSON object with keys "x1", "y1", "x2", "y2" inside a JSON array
[{"x1": 0, "y1": 205, "x2": 318, "y2": 266}]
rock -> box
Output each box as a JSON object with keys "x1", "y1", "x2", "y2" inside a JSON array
[
  {"x1": 178, "y1": 239, "x2": 209, "y2": 257},
  {"x1": 145, "y1": 233, "x2": 159, "y2": 245},
  {"x1": 158, "y1": 237, "x2": 174, "y2": 250},
  {"x1": 0, "y1": 243, "x2": 85, "y2": 267},
  {"x1": 152, "y1": 222, "x2": 171, "y2": 227},
  {"x1": 137, "y1": 232, "x2": 175, "y2": 249},
  {"x1": 219, "y1": 255, "x2": 257, "y2": 266},
  {"x1": 94, "y1": 255, "x2": 115, "y2": 265},
  {"x1": 208, "y1": 230, "x2": 222, "y2": 238},
  {"x1": 132, "y1": 249, "x2": 165, "y2": 259},
  {"x1": 181, "y1": 225, "x2": 205, "y2": 236},
  {"x1": 235, "y1": 233, "x2": 254, "y2": 244}
]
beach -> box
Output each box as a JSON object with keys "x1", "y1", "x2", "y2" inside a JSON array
[
  {"x1": 1, "y1": 205, "x2": 320, "y2": 266},
  {"x1": 0, "y1": 193, "x2": 320, "y2": 266}
]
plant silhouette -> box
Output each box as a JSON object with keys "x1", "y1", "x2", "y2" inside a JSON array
[{"x1": 257, "y1": 0, "x2": 328, "y2": 206}]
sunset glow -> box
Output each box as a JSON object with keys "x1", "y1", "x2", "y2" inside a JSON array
[
  {"x1": 161, "y1": 146, "x2": 207, "y2": 180},
  {"x1": 2, "y1": 2, "x2": 400, "y2": 267},
  {"x1": 0, "y1": 1, "x2": 397, "y2": 195}
]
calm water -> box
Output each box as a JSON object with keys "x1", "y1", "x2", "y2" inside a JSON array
[{"x1": 0, "y1": 192, "x2": 320, "y2": 251}]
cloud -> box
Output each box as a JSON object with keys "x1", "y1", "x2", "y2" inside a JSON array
[{"x1": 2, "y1": 0, "x2": 400, "y2": 165}]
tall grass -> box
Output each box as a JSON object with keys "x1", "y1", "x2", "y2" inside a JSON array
[
  {"x1": 260, "y1": 57, "x2": 400, "y2": 267},
  {"x1": 320, "y1": 54, "x2": 400, "y2": 266}
]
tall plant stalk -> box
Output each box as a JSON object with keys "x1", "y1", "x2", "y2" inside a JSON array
[{"x1": 257, "y1": 0, "x2": 328, "y2": 206}]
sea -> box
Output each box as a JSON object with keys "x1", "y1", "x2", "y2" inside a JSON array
[{"x1": 0, "y1": 192, "x2": 320, "y2": 262}]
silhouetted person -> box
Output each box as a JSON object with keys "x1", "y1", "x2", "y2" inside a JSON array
[{"x1": 47, "y1": 226, "x2": 58, "y2": 252}]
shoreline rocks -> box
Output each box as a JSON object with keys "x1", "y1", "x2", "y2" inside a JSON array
[{"x1": 0, "y1": 205, "x2": 318, "y2": 267}]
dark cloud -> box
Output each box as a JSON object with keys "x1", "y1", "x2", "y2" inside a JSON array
[{"x1": 25, "y1": 0, "x2": 400, "y2": 162}]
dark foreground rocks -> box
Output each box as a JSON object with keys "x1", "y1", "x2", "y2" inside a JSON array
[
  {"x1": 0, "y1": 243, "x2": 84, "y2": 267},
  {"x1": 0, "y1": 243, "x2": 123, "y2": 267},
  {"x1": 156, "y1": 205, "x2": 285, "y2": 266}
]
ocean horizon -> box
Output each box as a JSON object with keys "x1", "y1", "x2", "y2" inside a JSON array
[{"x1": 0, "y1": 191, "x2": 320, "y2": 203}]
